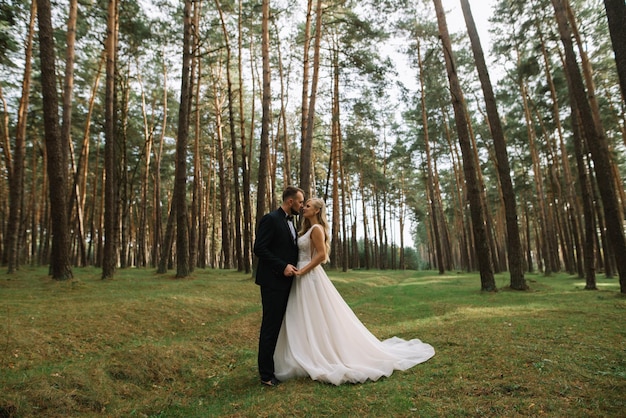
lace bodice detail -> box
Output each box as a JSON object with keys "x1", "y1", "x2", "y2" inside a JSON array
[{"x1": 297, "y1": 225, "x2": 320, "y2": 263}]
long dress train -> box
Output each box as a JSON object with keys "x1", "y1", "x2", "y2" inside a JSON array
[{"x1": 274, "y1": 225, "x2": 435, "y2": 385}]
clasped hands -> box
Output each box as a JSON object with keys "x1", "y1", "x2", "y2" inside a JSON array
[{"x1": 284, "y1": 264, "x2": 299, "y2": 277}]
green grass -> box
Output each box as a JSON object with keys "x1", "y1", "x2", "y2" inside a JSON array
[{"x1": 1, "y1": 267, "x2": 624, "y2": 417}]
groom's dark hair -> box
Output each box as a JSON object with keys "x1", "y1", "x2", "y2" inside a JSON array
[{"x1": 282, "y1": 186, "x2": 304, "y2": 202}]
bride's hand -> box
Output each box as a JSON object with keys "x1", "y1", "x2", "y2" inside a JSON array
[{"x1": 284, "y1": 264, "x2": 298, "y2": 277}]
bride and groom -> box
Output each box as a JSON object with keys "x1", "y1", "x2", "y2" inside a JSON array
[{"x1": 254, "y1": 186, "x2": 435, "y2": 387}]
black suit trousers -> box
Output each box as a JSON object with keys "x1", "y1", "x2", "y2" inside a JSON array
[{"x1": 258, "y1": 285, "x2": 291, "y2": 381}]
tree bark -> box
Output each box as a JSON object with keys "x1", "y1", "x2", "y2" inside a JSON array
[
  {"x1": 118, "y1": 68, "x2": 130, "y2": 269},
  {"x1": 61, "y1": 0, "x2": 78, "y2": 224},
  {"x1": 300, "y1": 0, "x2": 313, "y2": 181},
  {"x1": 189, "y1": 0, "x2": 202, "y2": 272},
  {"x1": 158, "y1": 202, "x2": 175, "y2": 274},
  {"x1": 137, "y1": 58, "x2": 153, "y2": 268},
  {"x1": 551, "y1": 0, "x2": 626, "y2": 292},
  {"x1": 189, "y1": 63, "x2": 200, "y2": 271},
  {"x1": 359, "y1": 172, "x2": 370, "y2": 270},
  {"x1": 210, "y1": 66, "x2": 231, "y2": 269},
  {"x1": 216, "y1": 0, "x2": 243, "y2": 271},
  {"x1": 433, "y1": 0, "x2": 495, "y2": 290},
  {"x1": 330, "y1": 39, "x2": 341, "y2": 269},
  {"x1": 256, "y1": 0, "x2": 272, "y2": 228},
  {"x1": 461, "y1": 0, "x2": 526, "y2": 289},
  {"x1": 153, "y1": 58, "x2": 167, "y2": 269},
  {"x1": 102, "y1": 0, "x2": 119, "y2": 279},
  {"x1": 70, "y1": 54, "x2": 103, "y2": 268},
  {"x1": 569, "y1": 86, "x2": 597, "y2": 289},
  {"x1": 442, "y1": 105, "x2": 469, "y2": 271},
  {"x1": 37, "y1": 0, "x2": 73, "y2": 280},
  {"x1": 173, "y1": 0, "x2": 193, "y2": 277},
  {"x1": 6, "y1": 0, "x2": 36, "y2": 273},
  {"x1": 539, "y1": 28, "x2": 583, "y2": 276},
  {"x1": 519, "y1": 70, "x2": 553, "y2": 275},
  {"x1": 417, "y1": 39, "x2": 444, "y2": 274},
  {"x1": 238, "y1": 0, "x2": 251, "y2": 274},
  {"x1": 340, "y1": 153, "x2": 349, "y2": 272},
  {"x1": 300, "y1": 0, "x2": 323, "y2": 197},
  {"x1": 603, "y1": 0, "x2": 626, "y2": 102}
]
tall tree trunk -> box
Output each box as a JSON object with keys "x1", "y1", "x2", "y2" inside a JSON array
[
  {"x1": 216, "y1": 0, "x2": 243, "y2": 271},
  {"x1": 191, "y1": 56, "x2": 202, "y2": 270},
  {"x1": 433, "y1": 154, "x2": 453, "y2": 270},
  {"x1": 173, "y1": 0, "x2": 193, "y2": 277},
  {"x1": 300, "y1": 0, "x2": 313, "y2": 172},
  {"x1": 158, "y1": 202, "x2": 175, "y2": 274},
  {"x1": 6, "y1": 0, "x2": 36, "y2": 273},
  {"x1": 539, "y1": 28, "x2": 583, "y2": 276},
  {"x1": 1, "y1": 86, "x2": 9, "y2": 263},
  {"x1": 417, "y1": 39, "x2": 444, "y2": 274},
  {"x1": 340, "y1": 157, "x2": 349, "y2": 272},
  {"x1": 270, "y1": 17, "x2": 292, "y2": 189},
  {"x1": 433, "y1": 0, "x2": 495, "y2": 290},
  {"x1": 329, "y1": 39, "x2": 341, "y2": 269},
  {"x1": 603, "y1": 0, "x2": 626, "y2": 102},
  {"x1": 521, "y1": 197, "x2": 533, "y2": 273},
  {"x1": 256, "y1": 0, "x2": 272, "y2": 227},
  {"x1": 359, "y1": 172, "x2": 370, "y2": 270},
  {"x1": 238, "y1": 0, "x2": 251, "y2": 274},
  {"x1": 529, "y1": 98, "x2": 562, "y2": 274},
  {"x1": 569, "y1": 86, "x2": 597, "y2": 289},
  {"x1": 211, "y1": 66, "x2": 231, "y2": 269},
  {"x1": 70, "y1": 54, "x2": 103, "y2": 268},
  {"x1": 519, "y1": 72, "x2": 553, "y2": 275},
  {"x1": 102, "y1": 0, "x2": 119, "y2": 279},
  {"x1": 351, "y1": 215, "x2": 359, "y2": 269},
  {"x1": 379, "y1": 142, "x2": 389, "y2": 269},
  {"x1": 37, "y1": 0, "x2": 72, "y2": 280},
  {"x1": 153, "y1": 58, "x2": 167, "y2": 269},
  {"x1": 397, "y1": 173, "x2": 406, "y2": 270},
  {"x1": 551, "y1": 0, "x2": 626, "y2": 292},
  {"x1": 137, "y1": 58, "x2": 153, "y2": 268},
  {"x1": 39, "y1": 146, "x2": 50, "y2": 265},
  {"x1": 189, "y1": 75, "x2": 200, "y2": 270},
  {"x1": 442, "y1": 105, "x2": 469, "y2": 271},
  {"x1": 464, "y1": 101, "x2": 499, "y2": 273},
  {"x1": 300, "y1": 0, "x2": 323, "y2": 197},
  {"x1": 28, "y1": 140, "x2": 40, "y2": 265},
  {"x1": 567, "y1": 0, "x2": 626, "y2": 233},
  {"x1": 0, "y1": 86, "x2": 9, "y2": 184},
  {"x1": 89, "y1": 137, "x2": 102, "y2": 266},
  {"x1": 118, "y1": 70, "x2": 130, "y2": 268},
  {"x1": 61, "y1": 0, "x2": 77, "y2": 209},
  {"x1": 211, "y1": 160, "x2": 219, "y2": 267},
  {"x1": 189, "y1": 0, "x2": 202, "y2": 272},
  {"x1": 461, "y1": 0, "x2": 526, "y2": 289},
  {"x1": 591, "y1": 174, "x2": 612, "y2": 276}
]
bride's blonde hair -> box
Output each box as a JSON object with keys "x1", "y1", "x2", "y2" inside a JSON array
[{"x1": 300, "y1": 198, "x2": 331, "y2": 263}]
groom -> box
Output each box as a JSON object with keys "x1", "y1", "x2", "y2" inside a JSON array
[{"x1": 254, "y1": 186, "x2": 305, "y2": 387}]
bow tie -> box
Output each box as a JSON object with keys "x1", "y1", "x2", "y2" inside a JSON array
[{"x1": 286, "y1": 215, "x2": 294, "y2": 221}]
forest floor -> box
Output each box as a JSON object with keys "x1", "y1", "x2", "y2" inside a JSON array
[{"x1": 0, "y1": 266, "x2": 624, "y2": 417}]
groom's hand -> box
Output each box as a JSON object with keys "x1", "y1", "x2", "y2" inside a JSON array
[{"x1": 284, "y1": 264, "x2": 298, "y2": 277}]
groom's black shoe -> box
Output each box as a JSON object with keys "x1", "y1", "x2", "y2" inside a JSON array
[{"x1": 261, "y1": 377, "x2": 281, "y2": 387}]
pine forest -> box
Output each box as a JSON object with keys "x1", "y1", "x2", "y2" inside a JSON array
[{"x1": 1, "y1": 0, "x2": 626, "y2": 293}]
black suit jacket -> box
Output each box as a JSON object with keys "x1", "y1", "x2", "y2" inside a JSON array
[{"x1": 254, "y1": 208, "x2": 299, "y2": 290}]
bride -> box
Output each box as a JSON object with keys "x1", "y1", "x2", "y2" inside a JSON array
[{"x1": 274, "y1": 198, "x2": 435, "y2": 385}]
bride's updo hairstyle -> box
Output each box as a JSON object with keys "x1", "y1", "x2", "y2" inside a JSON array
[{"x1": 301, "y1": 198, "x2": 331, "y2": 263}]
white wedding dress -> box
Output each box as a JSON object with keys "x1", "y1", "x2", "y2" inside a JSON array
[{"x1": 274, "y1": 225, "x2": 435, "y2": 385}]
